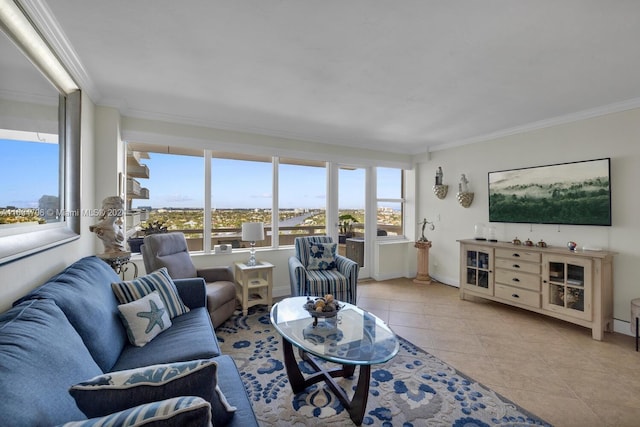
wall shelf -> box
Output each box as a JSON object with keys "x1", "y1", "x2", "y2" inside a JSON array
[
  {"x1": 456, "y1": 191, "x2": 474, "y2": 208},
  {"x1": 433, "y1": 184, "x2": 448, "y2": 199}
]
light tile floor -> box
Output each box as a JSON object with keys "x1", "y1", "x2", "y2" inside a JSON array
[{"x1": 356, "y1": 278, "x2": 640, "y2": 427}]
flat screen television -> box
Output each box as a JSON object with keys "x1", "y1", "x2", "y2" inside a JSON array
[{"x1": 488, "y1": 158, "x2": 611, "y2": 226}]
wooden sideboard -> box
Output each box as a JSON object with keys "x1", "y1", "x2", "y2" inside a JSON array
[{"x1": 458, "y1": 239, "x2": 615, "y2": 340}]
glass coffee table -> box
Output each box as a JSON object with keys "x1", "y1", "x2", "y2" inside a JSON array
[{"x1": 270, "y1": 296, "x2": 399, "y2": 425}]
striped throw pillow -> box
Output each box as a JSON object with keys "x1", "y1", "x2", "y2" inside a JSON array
[
  {"x1": 60, "y1": 396, "x2": 211, "y2": 427},
  {"x1": 112, "y1": 268, "x2": 189, "y2": 319}
]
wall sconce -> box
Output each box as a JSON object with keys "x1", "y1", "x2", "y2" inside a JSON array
[
  {"x1": 241, "y1": 222, "x2": 264, "y2": 266},
  {"x1": 456, "y1": 174, "x2": 474, "y2": 208},
  {"x1": 433, "y1": 166, "x2": 448, "y2": 199}
]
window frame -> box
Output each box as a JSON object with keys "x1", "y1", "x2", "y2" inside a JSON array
[
  {"x1": 375, "y1": 167, "x2": 406, "y2": 240},
  {"x1": 125, "y1": 146, "x2": 410, "y2": 253}
]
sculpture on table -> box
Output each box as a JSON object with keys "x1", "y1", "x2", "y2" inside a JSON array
[
  {"x1": 435, "y1": 167, "x2": 443, "y2": 185},
  {"x1": 90, "y1": 196, "x2": 127, "y2": 254},
  {"x1": 419, "y1": 218, "x2": 435, "y2": 242},
  {"x1": 415, "y1": 218, "x2": 434, "y2": 284},
  {"x1": 459, "y1": 174, "x2": 469, "y2": 192}
]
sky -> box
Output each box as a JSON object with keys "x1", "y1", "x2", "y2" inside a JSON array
[
  {"x1": 1, "y1": 141, "x2": 402, "y2": 210},
  {"x1": 0, "y1": 139, "x2": 59, "y2": 208},
  {"x1": 130, "y1": 152, "x2": 401, "y2": 210}
]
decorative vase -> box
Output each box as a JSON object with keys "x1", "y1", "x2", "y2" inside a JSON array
[{"x1": 474, "y1": 223, "x2": 486, "y2": 240}]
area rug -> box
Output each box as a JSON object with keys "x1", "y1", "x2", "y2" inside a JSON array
[{"x1": 216, "y1": 307, "x2": 552, "y2": 426}]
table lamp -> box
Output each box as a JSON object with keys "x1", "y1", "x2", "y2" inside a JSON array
[{"x1": 241, "y1": 222, "x2": 264, "y2": 266}]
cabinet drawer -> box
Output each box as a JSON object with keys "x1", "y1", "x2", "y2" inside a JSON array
[
  {"x1": 495, "y1": 284, "x2": 540, "y2": 308},
  {"x1": 495, "y1": 248, "x2": 541, "y2": 263},
  {"x1": 495, "y1": 268, "x2": 541, "y2": 292},
  {"x1": 495, "y1": 258, "x2": 540, "y2": 274}
]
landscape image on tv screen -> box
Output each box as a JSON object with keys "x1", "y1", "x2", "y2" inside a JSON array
[{"x1": 488, "y1": 158, "x2": 611, "y2": 226}]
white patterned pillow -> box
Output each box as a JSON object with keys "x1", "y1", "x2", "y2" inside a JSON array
[
  {"x1": 117, "y1": 291, "x2": 172, "y2": 347},
  {"x1": 61, "y1": 396, "x2": 211, "y2": 427},
  {"x1": 69, "y1": 359, "x2": 236, "y2": 420},
  {"x1": 307, "y1": 242, "x2": 338, "y2": 270},
  {"x1": 112, "y1": 267, "x2": 189, "y2": 318}
]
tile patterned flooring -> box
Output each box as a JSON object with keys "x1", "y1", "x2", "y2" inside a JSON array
[{"x1": 356, "y1": 278, "x2": 640, "y2": 427}]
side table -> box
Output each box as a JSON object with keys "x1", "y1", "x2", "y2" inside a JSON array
[
  {"x1": 234, "y1": 261, "x2": 274, "y2": 316},
  {"x1": 99, "y1": 252, "x2": 138, "y2": 279}
]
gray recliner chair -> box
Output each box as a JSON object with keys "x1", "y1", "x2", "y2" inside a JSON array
[{"x1": 141, "y1": 232, "x2": 237, "y2": 328}]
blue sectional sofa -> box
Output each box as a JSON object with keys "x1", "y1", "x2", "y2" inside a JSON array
[{"x1": 0, "y1": 255, "x2": 258, "y2": 427}]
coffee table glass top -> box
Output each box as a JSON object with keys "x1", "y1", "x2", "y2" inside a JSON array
[{"x1": 270, "y1": 296, "x2": 399, "y2": 365}]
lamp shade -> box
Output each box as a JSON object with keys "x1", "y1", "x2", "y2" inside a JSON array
[{"x1": 241, "y1": 222, "x2": 264, "y2": 242}]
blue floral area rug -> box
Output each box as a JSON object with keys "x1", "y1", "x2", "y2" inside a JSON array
[{"x1": 216, "y1": 307, "x2": 552, "y2": 426}]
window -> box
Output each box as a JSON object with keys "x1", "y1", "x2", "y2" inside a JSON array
[
  {"x1": 278, "y1": 158, "x2": 326, "y2": 246},
  {"x1": 124, "y1": 145, "x2": 407, "y2": 253},
  {"x1": 129, "y1": 149, "x2": 204, "y2": 250},
  {"x1": 211, "y1": 154, "x2": 272, "y2": 248},
  {"x1": 376, "y1": 167, "x2": 404, "y2": 237}
]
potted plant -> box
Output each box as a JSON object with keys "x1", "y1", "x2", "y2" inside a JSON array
[
  {"x1": 338, "y1": 214, "x2": 359, "y2": 243},
  {"x1": 127, "y1": 221, "x2": 168, "y2": 253}
]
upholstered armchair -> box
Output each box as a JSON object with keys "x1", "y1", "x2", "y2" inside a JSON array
[
  {"x1": 141, "y1": 232, "x2": 237, "y2": 328},
  {"x1": 288, "y1": 236, "x2": 359, "y2": 304}
]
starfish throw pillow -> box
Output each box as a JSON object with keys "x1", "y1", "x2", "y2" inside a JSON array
[
  {"x1": 117, "y1": 291, "x2": 172, "y2": 347},
  {"x1": 112, "y1": 268, "x2": 190, "y2": 319}
]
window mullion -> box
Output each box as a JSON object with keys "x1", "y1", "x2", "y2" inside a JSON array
[
  {"x1": 272, "y1": 156, "x2": 279, "y2": 248},
  {"x1": 203, "y1": 150, "x2": 212, "y2": 253}
]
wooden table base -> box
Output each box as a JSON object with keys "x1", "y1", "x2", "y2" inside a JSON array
[{"x1": 282, "y1": 338, "x2": 371, "y2": 425}]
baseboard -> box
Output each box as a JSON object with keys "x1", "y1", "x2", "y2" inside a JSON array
[
  {"x1": 429, "y1": 273, "x2": 459, "y2": 287},
  {"x1": 371, "y1": 271, "x2": 409, "y2": 281},
  {"x1": 614, "y1": 319, "x2": 633, "y2": 337}
]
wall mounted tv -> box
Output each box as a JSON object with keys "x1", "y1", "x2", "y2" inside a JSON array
[{"x1": 488, "y1": 158, "x2": 611, "y2": 226}]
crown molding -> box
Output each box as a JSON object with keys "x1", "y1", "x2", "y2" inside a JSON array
[
  {"x1": 0, "y1": 88, "x2": 57, "y2": 105},
  {"x1": 428, "y1": 97, "x2": 640, "y2": 153},
  {"x1": 17, "y1": 0, "x2": 99, "y2": 100}
]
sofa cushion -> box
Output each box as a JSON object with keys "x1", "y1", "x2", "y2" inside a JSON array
[
  {"x1": 112, "y1": 268, "x2": 190, "y2": 318},
  {"x1": 69, "y1": 360, "x2": 224, "y2": 419},
  {"x1": 112, "y1": 307, "x2": 221, "y2": 371},
  {"x1": 12, "y1": 255, "x2": 127, "y2": 373},
  {"x1": 118, "y1": 291, "x2": 172, "y2": 347},
  {"x1": 0, "y1": 299, "x2": 103, "y2": 426},
  {"x1": 60, "y1": 396, "x2": 211, "y2": 427},
  {"x1": 214, "y1": 355, "x2": 261, "y2": 427},
  {"x1": 307, "y1": 242, "x2": 338, "y2": 270}
]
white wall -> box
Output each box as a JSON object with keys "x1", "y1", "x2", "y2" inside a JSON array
[
  {"x1": 0, "y1": 92, "x2": 97, "y2": 312},
  {"x1": 374, "y1": 241, "x2": 416, "y2": 280},
  {"x1": 417, "y1": 107, "x2": 640, "y2": 327}
]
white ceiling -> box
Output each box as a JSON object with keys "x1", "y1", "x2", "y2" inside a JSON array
[{"x1": 6, "y1": 0, "x2": 640, "y2": 154}]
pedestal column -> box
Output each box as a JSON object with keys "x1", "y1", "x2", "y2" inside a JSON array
[{"x1": 414, "y1": 240, "x2": 432, "y2": 284}]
